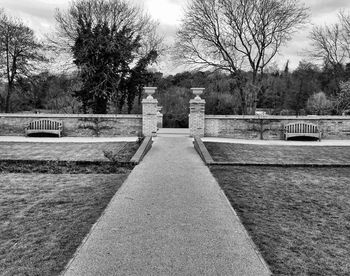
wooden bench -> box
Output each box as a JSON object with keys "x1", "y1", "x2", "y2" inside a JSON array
[
  {"x1": 25, "y1": 119, "x2": 63, "y2": 137},
  {"x1": 284, "y1": 122, "x2": 321, "y2": 141}
]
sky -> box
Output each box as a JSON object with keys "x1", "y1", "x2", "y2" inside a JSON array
[{"x1": 1, "y1": 0, "x2": 350, "y2": 74}]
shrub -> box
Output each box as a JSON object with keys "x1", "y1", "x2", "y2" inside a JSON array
[
  {"x1": 334, "y1": 81, "x2": 350, "y2": 115},
  {"x1": 306, "y1": 92, "x2": 332, "y2": 115}
]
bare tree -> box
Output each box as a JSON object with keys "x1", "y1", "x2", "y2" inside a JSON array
[
  {"x1": 0, "y1": 9, "x2": 4, "y2": 57},
  {"x1": 0, "y1": 12, "x2": 47, "y2": 112},
  {"x1": 175, "y1": 0, "x2": 309, "y2": 114},
  {"x1": 310, "y1": 11, "x2": 350, "y2": 66},
  {"x1": 340, "y1": 11, "x2": 350, "y2": 60}
]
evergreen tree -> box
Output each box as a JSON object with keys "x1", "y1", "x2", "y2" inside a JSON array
[{"x1": 56, "y1": 0, "x2": 161, "y2": 114}]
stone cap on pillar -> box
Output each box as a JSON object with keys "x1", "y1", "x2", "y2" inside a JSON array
[
  {"x1": 144, "y1": 87, "x2": 157, "y2": 99},
  {"x1": 191, "y1": 88, "x2": 205, "y2": 101}
]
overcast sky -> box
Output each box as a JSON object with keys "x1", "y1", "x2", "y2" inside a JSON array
[{"x1": 1, "y1": 0, "x2": 350, "y2": 74}]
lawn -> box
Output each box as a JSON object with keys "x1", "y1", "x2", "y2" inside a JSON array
[
  {"x1": 0, "y1": 173, "x2": 131, "y2": 276},
  {"x1": 0, "y1": 141, "x2": 139, "y2": 275},
  {"x1": 205, "y1": 142, "x2": 350, "y2": 164},
  {"x1": 0, "y1": 142, "x2": 139, "y2": 161},
  {"x1": 210, "y1": 166, "x2": 350, "y2": 276}
]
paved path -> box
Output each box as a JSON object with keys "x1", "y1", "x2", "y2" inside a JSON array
[
  {"x1": 0, "y1": 136, "x2": 137, "y2": 143},
  {"x1": 203, "y1": 137, "x2": 350, "y2": 146},
  {"x1": 63, "y1": 134, "x2": 271, "y2": 276}
]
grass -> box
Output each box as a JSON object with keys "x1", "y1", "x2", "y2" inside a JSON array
[
  {"x1": 210, "y1": 166, "x2": 350, "y2": 275},
  {"x1": 205, "y1": 142, "x2": 350, "y2": 164},
  {"x1": 0, "y1": 141, "x2": 140, "y2": 275},
  {"x1": 0, "y1": 173, "x2": 131, "y2": 275},
  {"x1": 0, "y1": 142, "x2": 139, "y2": 161}
]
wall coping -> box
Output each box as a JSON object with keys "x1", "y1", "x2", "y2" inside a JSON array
[
  {"x1": 205, "y1": 115, "x2": 350, "y2": 120},
  {"x1": 0, "y1": 113, "x2": 142, "y2": 119}
]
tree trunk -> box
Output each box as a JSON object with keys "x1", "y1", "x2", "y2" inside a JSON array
[
  {"x1": 296, "y1": 80, "x2": 304, "y2": 116},
  {"x1": 231, "y1": 73, "x2": 248, "y2": 115},
  {"x1": 5, "y1": 83, "x2": 13, "y2": 113},
  {"x1": 251, "y1": 89, "x2": 258, "y2": 115},
  {"x1": 250, "y1": 71, "x2": 263, "y2": 115},
  {"x1": 239, "y1": 87, "x2": 248, "y2": 115}
]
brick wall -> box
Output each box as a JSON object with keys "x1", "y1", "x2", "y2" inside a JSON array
[
  {"x1": 189, "y1": 99, "x2": 205, "y2": 137},
  {"x1": 205, "y1": 115, "x2": 350, "y2": 140},
  {"x1": 142, "y1": 98, "x2": 158, "y2": 136},
  {"x1": 0, "y1": 114, "x2": 142, "y2": 137}
]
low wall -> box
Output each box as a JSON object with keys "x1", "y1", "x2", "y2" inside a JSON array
[
  {"x1": 0, "y1": 114, "x2": 142, "y2": 137},
  {"x1": 205, "y1": 115, "x2": 350, "y2": 140}
]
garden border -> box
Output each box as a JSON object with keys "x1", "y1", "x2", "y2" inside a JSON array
[
  {"x1": 208, "y1": 162, "x2": 350, "y2": 167},
  {"x1": 194, "y1": 137, "x2": 350, "y2": 167},
  {"x1": 0, "y1": 160, "x2": 135, "y2": 174},
  {"x1": 193, "y1": 136, "x2": 214, "y2": 165}
]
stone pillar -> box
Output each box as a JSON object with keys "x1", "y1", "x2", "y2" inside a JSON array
[
  {"x1": 189, "y1": 88, "x2": 205, "y2": 137},
  {"x1": 157, "y1": 106, "x2": 163, "y2": 129},
  {"x1": 142, "y1": 87, "x2": 158, "y2": 137}
]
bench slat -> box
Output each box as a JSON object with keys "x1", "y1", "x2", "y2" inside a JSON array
[
  {"x1": 284, "y1": 122, "x2": 321, "y2": 141},
  {"x1": 26, "y1": 119, "x2": 63, "y2": 137}
]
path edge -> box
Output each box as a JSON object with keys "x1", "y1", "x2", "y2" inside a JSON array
[
  {"x1": 130, "y1": 136, "x2": 153, "y2": 164},
  {"x1": 195, "y1": 136, "x2": 272, "y2": 274},
  {"x1": 216, "y1": 185, "x2": 273, "y2": 275},
  {"x1": 61, "y1": 138, "x2": 153, "y2": 275},
  {"x1": 193, "y1": 136, "x2": 214, "y2": 165},
  {"x1": 59, "y1": 163, "x2": 142, "y2": 275},
  {"x1": 209, "y1": 162, "x2": 350, "y2": 167}
]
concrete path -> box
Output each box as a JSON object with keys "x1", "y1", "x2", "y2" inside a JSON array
[
  {"x1": 157, "y1": 128, "x2": 190, "y2": 136},
  {"x1": 203, "y1": 137, "x2": 350, "y2": 146},
  {"x1": 62, "y1": 133, "x2": 270, "y2": 276},
  {"x1": 0, "y1": 136, "x2": 137, "y2": 143}
]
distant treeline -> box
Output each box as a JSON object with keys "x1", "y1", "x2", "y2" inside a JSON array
[
  {"x1": 1, "y1": 0, "x2": 350, "y2": 124},
  {"x1": 2, "y1": 60, "x2": 349, "y2": 128},
  {"x1": 151, "y1": 61, "x2": 350, "y2": 127}
]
